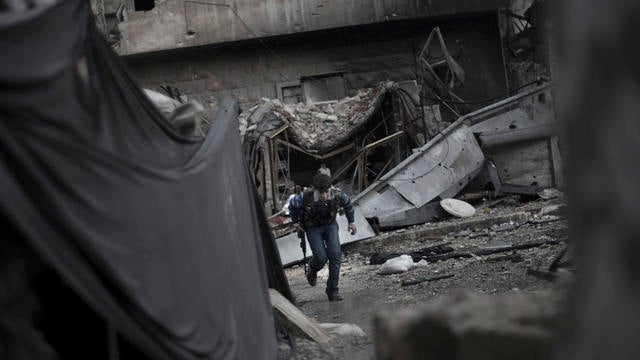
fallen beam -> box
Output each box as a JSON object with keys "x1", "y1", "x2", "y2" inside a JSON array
[{"x1": 269, "y1": 289, "x2": 331, "y2": 346}]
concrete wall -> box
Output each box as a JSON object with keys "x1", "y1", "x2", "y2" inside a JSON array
[
  {"x1": 118, "y1": 0, "x2": 508, "y2": 55},
  {"x1": 125, "y1": 15, "x2": 507, "y2": 113}
]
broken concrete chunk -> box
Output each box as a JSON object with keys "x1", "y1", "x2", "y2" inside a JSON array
[
  {"x1": 311, "y1": 112, "x2": 338, "y2": 121},
  {"x1": 375, "y1": 289, "x2": 566, "y2": 360},
  {"x1": 537, "y1": 188, "x2": 564, "y2": 200}
]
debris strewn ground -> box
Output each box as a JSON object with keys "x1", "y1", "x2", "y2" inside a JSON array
[{"x1": 283, "y1": 197, "x2": 570, "y2": 359}]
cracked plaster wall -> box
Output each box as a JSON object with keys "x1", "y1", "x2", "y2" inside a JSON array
[{"x1": 117, "y1": 0, "x2": 508, "y2": 55}]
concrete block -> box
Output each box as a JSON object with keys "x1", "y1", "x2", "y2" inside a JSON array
[{"x1": 375, "y1": 289, "x2": 565, "y2": 360}]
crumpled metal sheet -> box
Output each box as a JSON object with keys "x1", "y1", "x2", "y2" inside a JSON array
[{"x1": 353, "y1": 125, "x2": 485, "y2": 227}]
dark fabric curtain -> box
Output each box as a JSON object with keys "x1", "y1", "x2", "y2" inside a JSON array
[{"x1": 0, "y1": 1, "x2": 291, "y2": 358}]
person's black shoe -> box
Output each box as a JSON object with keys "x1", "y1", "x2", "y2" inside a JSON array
[
  {"x1": 325, "y1": 289, "x2": 343, "y2": 302},
  {"x1": 306, "y1": 268, "x2": 317, "y2": 287}
]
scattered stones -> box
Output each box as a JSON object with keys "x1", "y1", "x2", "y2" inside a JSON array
[{"x1": 284, "y1": 198, "x2": 569, "y2": 359}]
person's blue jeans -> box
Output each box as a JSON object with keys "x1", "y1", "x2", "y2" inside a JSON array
[{"x1": 306, "y1": 221, "x2": 341, "y2": 291}]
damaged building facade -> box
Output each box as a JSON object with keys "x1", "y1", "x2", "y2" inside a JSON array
[{"x1": 97, "y1": 0, "x2": 558, "y2": 222}]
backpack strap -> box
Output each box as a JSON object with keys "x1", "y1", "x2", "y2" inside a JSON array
[{"x1": 301, "y1": 189, "x2": 315, "y2": 227}]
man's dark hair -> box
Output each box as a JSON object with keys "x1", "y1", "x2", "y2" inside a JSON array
[{"x1": 312, "y1": 173, "x2": 331, "y2": 192}]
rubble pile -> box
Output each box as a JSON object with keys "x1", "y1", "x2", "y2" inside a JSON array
[
  {"x1": 282, "y1": 81, "x2": 392, "y2": 152},
  {"x1": 239, "y1": 81, "x2": 394, "y2": 153}
]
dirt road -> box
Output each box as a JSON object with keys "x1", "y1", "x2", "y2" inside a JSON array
[{"x1": 284, "y1": 198, "x2": 569, "y2": 359}]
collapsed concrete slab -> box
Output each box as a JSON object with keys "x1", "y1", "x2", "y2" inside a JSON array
[{"x1": 352, "y1": 124, "x2": 485, "y2": 229}]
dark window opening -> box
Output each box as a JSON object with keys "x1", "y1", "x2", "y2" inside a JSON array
[
  {"x1": 134, "y1": 0, "x2": 155, "y2": 11},
  {"x1": 282, "y1": 85, "x2": 303, "y2": 105},
  {"x1": 276, "y1": 81, "x2": 302, "y2": 105}
]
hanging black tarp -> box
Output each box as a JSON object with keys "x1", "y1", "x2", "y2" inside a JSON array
[{"x1": 0, "y1": 1, "x2": 290, "y2": 359}]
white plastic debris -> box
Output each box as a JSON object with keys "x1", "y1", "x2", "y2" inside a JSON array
[
  {"x1": 378, "y1": 255, "x2": 415, "y2": 275},
  {"x1": 440, "y1": 198, "x2": 476, "y2": 218},
  {"x1": 318, "y1": 323, "x2": 366, "y2": 337}
]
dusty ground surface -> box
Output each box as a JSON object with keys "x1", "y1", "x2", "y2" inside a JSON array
[{"x1": 281, "y1": 196, "x2": 570, "y2": 359}]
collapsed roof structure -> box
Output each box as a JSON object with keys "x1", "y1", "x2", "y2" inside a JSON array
[
  {"x1": 267, "y1": 79, "x2": 559, "y2": 266},
  {"x1": 240, "y1": 80, "x2": 420, "y2": 214}
]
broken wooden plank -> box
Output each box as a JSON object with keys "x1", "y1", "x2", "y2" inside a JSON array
[
  {"x1": 401, "y1": 273, "x2": 454, "y2": 286},
  {"x1": 364, "y1": 130, "x2": 405, "y2": 150},
  {"x1": 268, "y1": 289, "x2": 331, "y2": 346},
  {"x1": 275, "y1": 138, "x2": 323, "y2": 159},
  {"x1": 268, "y1": 124, "x2": 289, "y2": 139}
]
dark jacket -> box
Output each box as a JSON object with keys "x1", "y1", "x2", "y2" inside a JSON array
[{"x1": 289, "y1": 188, "x2": 355, "y2": 227}]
